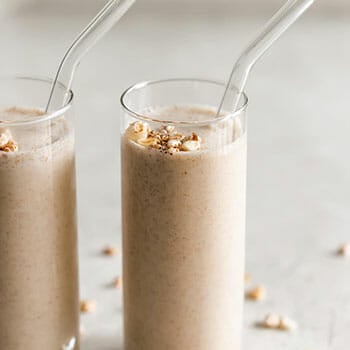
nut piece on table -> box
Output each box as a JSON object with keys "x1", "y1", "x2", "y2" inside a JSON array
[
  {"x1": 279, "y1": 316, "x2": 298, "y2": 331},
  {"x1": 338, "y1": 243, "x2": 350, "y2": 257},
  {"x1": 262, "y1": 313, "x2": 280, "y2": 329},
  {"x1": 246, "y1": 285, "x2": 266, "y2": 301},
  {"x1": 112, "y1": 276, "x2": 123, "y2": 289},
  {"x1": 259, "y1": 313, "x2": 298, "y2": 332},
  {"x1": 102, "y1": 245, "x2": 118, "y2": 257},
  {"x1": 80, "y1": 300, "x2": 96, "y2": 314}
]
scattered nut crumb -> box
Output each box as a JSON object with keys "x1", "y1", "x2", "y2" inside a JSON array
[
  {"x1": 338, "y1": 243, "x2": 350, "y2": 257},
  {"x1": 102, "y1": 246, "x2": 118, "y2": 257},
  {"x1": 112, "y1": 276, "x2": 122, "y2": 289},
  {"x1": 279, "y1": 316, "x2": 298, "y2": 331},
  {"x1": 80, "y1": 300, "x2": 96, "y2": 314},
  {"x1": 262, "y1": 313, "x2": 280, "y2": 329},
  {"x1": 259, "y1": 313, "x2": 298, "y2": 332},
  {"x1": 246, "y1": 285, "x2": 266, "y2": 301},
  {"x1": 244, "y1": 273, "x2": 251, "y2": 284}
]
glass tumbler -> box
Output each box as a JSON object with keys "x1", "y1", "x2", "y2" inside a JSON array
[
  {"x1": 0, "y1": 76, "x2": 79, "y2": 350},
  {"x1": 120, "y1": 78, "x2": 248, "y2": 350}
]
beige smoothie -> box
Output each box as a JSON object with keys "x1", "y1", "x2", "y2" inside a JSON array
[
  {"x1": 0, "y1": 108, "x2": 79, "y2": 350},
  {"x1": 122, "y1": 106, "x2": 247, "y2": 350}
]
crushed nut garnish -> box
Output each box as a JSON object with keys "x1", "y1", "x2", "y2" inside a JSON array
[
  {"x1": 0, "y1": 129, "x2": 11, "y2": 147},
  {"x1": 181, "y1": 140, "x2": 201, "y2": 152},
  {"x1": 80, "y1": 300, "x2": 96, "y2": 314},
  {"x1": 0, "y1": 129, "x2": 18, "y2": 152},
  {"x1": 125, "y1": 122, "x2": 202, "y2": 153},
  {"x1": 112, "y1": 276, "x2": 122, "y2": 289},
  {"x1": 102, "y1": 245, "x2": 118, "y2": 257},
  {"x1": 259, "y1": 313, "x2": 298, "y2": 332},
  {"x1": 125, "y1": 121, "x2": 150, "y2": 142},
  {"x1": 246, "y1": 285, "x2": 266, "y2": 301},
  {"x1": 167, "y1": 139, "x2": 182, "y2": 148},
  {"x1": 338, "y1": 243, "x2": 350, "y2": 257}
]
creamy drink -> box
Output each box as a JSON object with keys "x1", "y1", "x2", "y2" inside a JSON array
[
  {"x1": 0, "y1": 107, "x2": 79, "y2": 350},
  {"x1": 122, "y1": 104, "x2": 247, "y2": 350}
]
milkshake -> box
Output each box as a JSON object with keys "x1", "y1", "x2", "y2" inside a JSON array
[
  {"x1": 122, "y1": 93, "x2": 247, "y2": 349},
  {"x1": 0, "y1": 107, "x2": 79, "y2": 349}
]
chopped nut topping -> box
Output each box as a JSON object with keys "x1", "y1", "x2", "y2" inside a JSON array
[
  {"x1": 0, "y1": 129, "x2": 18, "y2": 152},
  {"x1": 167, "y1": 139, "x2": 182, "y2": 148},
  {"x1": 166, "y1": 125, "x2": 175, "y2": 133},
  {"x1": 181, "y1": 140, "x2": 201, "y2": 152},
  {"x1": 80, "y1": 300, "x2": 96, "y2": 313},
  {"x1": 112, "y1": 276, "x2": 122, "y2": 289},
  {"x1": 259, "y1": 314, "x2": 298, "y2": 332},
  {"x1": 246, "y1": 285, "x2": 266, "y2": 301},
  {"x1": 338, "y1": 243, "x2": 350, "y2": 257},
  {"x1": 168, "y1": 147, "x2": 180, "y2": 155},
  {"x1": 138, "y1": 137, "x2": 159, "y2": 147},
  {"x1": 125, "y1": 121, "x2": 150, "y2": 142},
  {"x1": 0, "y1": 129, "x2": 11, "y2": 147},
  {"x1": 102, "y1": 245, "x2": 118, "y2": 257},
  {"x1": 125, "y1": 122, "x2": 202, "y2": 153},
  {"x1": 190, "y1": 132, "x2": 200, "y2": 142}
]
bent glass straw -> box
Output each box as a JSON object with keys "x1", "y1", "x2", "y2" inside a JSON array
[
  {"x1": 45, "y1": 0, "x2": 135, "y2": 112},
  {"x1": 216, "y1": 0, "x2": 315, "y2": 117}
]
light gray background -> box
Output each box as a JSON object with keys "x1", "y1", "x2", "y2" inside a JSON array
[
  {"x1": 1, "y1": 1, "x2": 349, "y2": 349},
  {"x1": 1, "y1": 0, "x2": 350, "y2": 14}
]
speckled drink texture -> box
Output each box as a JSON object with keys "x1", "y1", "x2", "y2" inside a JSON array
[
  {"x1": 0, "y1": 109, "x2": 79, "y2": 350},
  {"x1": 122, "y1": 106, "x2": 247, "y2": 350}
]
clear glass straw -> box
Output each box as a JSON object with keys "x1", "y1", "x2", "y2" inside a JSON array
[
  {"x1": 45, "y1": 0, "x2": 135, "y2": 112},
  {"x1": 217, "y1": 0, "x2": 316, "y2": 117}
]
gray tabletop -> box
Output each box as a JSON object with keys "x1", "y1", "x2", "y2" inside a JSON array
[{"x1": 1, "y1": 4, "x2": 349, "y2": 349}]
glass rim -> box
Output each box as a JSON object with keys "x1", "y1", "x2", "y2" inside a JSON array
[
  {"x1": 0, "y1": 75, "x2": 74, "y2": 127},
  {"x1": 120, "y1": 78, "x2": 248, "y2": 126}
]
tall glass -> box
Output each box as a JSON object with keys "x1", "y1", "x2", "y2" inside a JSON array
[
  {"x1": 120, "y1": 79, "x2": 248, "y2": 350},
  {"x1": 0, "y1": 76, "x2": 79, "y2": 350}
]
